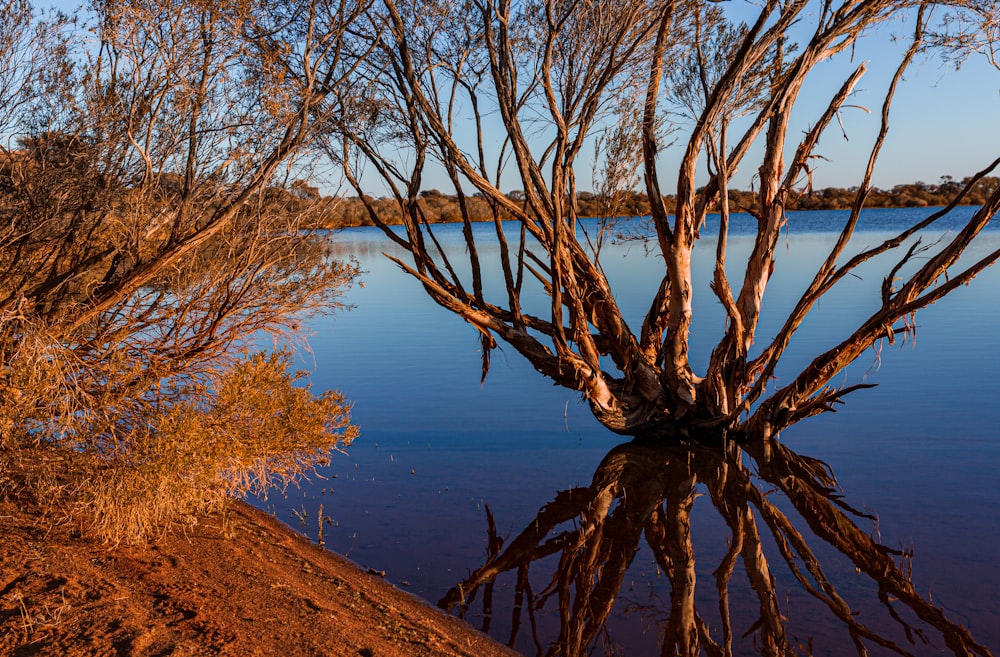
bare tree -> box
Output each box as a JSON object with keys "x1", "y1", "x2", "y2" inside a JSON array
[
  {"x1": 319, "y1": 5, "x2": 1000, "y2": 652},
  {"x1": 0, "y1": 0, "x2": 367, "y2": 541},
  {"x1": 326, "y1": 0, "x2": 1000, "y2": 443}
]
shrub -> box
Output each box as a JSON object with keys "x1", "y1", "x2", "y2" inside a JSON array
[{"x1": 77, "y1": 351, "x2": 358, "y2": 544}]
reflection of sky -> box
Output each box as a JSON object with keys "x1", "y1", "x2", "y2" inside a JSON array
[
  {"x1": 274, "y1": 213, "x2": 1000, "y2": 654},
  {"x1": 316, "y1": 211, "x2": 1000, "y2": 445}
]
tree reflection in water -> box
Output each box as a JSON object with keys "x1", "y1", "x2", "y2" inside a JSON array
[{"x1": 439, "y1": 439, "x2": 991, "y2": 657}]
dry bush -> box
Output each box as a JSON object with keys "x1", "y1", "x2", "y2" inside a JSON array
[
  {"x1": 1, "y1": 318, "x2": 358, "y2": 544},
  {"x1": 80, "y1": 351, "x2": 357, "y2": 545},
  {"x1": 0, "y1": 0, "x2": 365, "y2": 542},
  {"x1": 0, "y1": 212, "x2": 359, "y2": 543}
]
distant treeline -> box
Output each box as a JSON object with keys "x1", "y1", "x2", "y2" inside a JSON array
[{"x1": 283, "y1": 176, "x2": 1000, "y2": 229}]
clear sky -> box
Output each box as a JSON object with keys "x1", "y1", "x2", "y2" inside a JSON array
[
  {"x1": 713, "y1": 51, "x2": 1000, "y2": 190},
  {"x1": 828, "y1": 52, "x2": 1000, "y2": 189},
  {"x1": 774, "y1": 28, "x2": 999, "y2": 190},
  {"x1": 661, "y1": 4, "x2": 1000, "y2": 192},
  {"x1": 36, "y1": 0, "x2": 1000, "y2": 193}
]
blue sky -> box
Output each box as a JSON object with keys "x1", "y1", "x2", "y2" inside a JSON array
[
  {"x1": 436, "y1": 4, "x2": 1000, "y2": 194},
  {"x1": 38, "y1": 0, "x2": 1000, "y2": 193},
  {"x1": 838, "y1": 53, "x2": 999, "y2": 189},
  {"x1": 777, "y1": 33, "x2": 1000, "y2": 190},
  {"x1": 667, "y1": 4, "x2": 1000, "y2": 191}
]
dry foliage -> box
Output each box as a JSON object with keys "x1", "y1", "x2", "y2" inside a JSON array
[
  {"x1": 0, "y1": 0, "x2": 365, "y2": 541},
  {"x1": 81, "y1": 351, "x2": 358, "y2": 545}
]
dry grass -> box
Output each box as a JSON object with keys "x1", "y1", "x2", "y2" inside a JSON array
[{"x1": 12, "y1": 588, "x2": 71, "y2": 634}]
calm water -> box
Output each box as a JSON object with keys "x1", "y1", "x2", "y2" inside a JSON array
[{"x1": 255, "y1": 207, "x2": 1000, "y2": 656}]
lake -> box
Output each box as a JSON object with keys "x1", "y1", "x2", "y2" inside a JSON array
[{"x1": 254, "y1": 207, "x2": 1000, "y2": 656}]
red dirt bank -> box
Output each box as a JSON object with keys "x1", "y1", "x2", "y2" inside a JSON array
[{"x1": 0, "y1": 460, "x2": 520, "y2": 657}]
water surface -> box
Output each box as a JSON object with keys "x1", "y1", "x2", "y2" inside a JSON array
[{"x1": 255, "y1": 208, "x2": 1000, "y2": 656}]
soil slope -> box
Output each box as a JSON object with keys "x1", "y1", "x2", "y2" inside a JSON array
[{"x1": 0, "y1": 453, "x2": 520, "y2": 657}]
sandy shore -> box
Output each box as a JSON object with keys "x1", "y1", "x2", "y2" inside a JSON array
[{"x1": 0, "y1": 454, "x2": 520, "y2": 657}]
